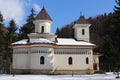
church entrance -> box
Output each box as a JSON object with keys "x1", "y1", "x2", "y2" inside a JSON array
[{"x1": 93, "y1": 63, "x2": 97, "y2": 70}]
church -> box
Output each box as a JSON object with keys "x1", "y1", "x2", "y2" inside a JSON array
[{"x1": 10, "y1": 7, "x2": 101, "y2": 74}]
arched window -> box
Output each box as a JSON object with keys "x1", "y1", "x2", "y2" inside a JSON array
[
  {"x1": 40, "y1": 56, "x2": 44, "y2": 64},
  {"x1": 86, "y1": 57, "x2": 89, "y2": 64},
  {"x1": 68, "y1": 57, "x2": 72, "y2": 65},
  {"x1": 41, "y1": 26, "x2": 44, "y2": 33},
  {"x1": 82, "y1": 29, "x2": 85, "y2": 35}
]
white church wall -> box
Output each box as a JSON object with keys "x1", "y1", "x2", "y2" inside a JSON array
[
  {"x1": 34, "y1": 20, "x2": 51, "y2": 33},
  {"x1": 77, "y1": 27, "x2": 89, "y2": 41},
  {"x1": 12, "y1": 48, "x2": 28, "y2": 69},
  {"x1": 39, "y1": 22, "x2": 51, "y2": 33},
  {"x1": 30, "y1": 47, "x2": 53, "y2": 70},
  {"x1": 54, "y1": 48, "x2": 93, "y2": 70},
  {"x1": 73, "y1": 24, "x2": 90, "y2": 42}
]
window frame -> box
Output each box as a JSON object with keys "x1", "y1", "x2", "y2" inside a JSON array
[
  {"x1": 40, "y1": 56, "x2": 45, "y2": 65},
  {"x1": 86, "y1": 57, "x2": 89, "y2": 64},
  {"x1": 82, "y1": 29, "x2": 85, "y2": 35},
  {"x1": 41, "y1": 26, "x2": 44, "y2": 33},
  {"x1": 68, "y1": 57, "x2": 73, "y2": 65}
]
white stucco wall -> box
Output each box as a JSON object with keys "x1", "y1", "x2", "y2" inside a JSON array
[
  {"x1": 54, "y1": 49, "x2": 93, "y2": 70},
  {"x1": 73, "y1": 24, "x2": 91, "y2": 42},
  {"x1": 34, "y1": 20, "x2": 52, "y2": 33},
  {"x1": 12, "y1": 48, "x2": 28, "y2": 69},
  {"x1": 30, "y1": 47, "x2": 54, "y2": 70},
  {"x1": 12, "y1": 45, "x2": 94, "y2": 72},
  {"x1": 12, "y1": 46, "x2": 54, "y2": 70}
]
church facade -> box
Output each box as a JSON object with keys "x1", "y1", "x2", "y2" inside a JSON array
[{"x1": 10, "y1": 7, "x2": 101, "y2": 74}]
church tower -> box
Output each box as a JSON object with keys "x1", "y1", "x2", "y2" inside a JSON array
[
  {"x1": 73, "y1": 16, "x2": 91, "y2": 42},
  {"x1": 33, "y1": 7, "x2": 53, "y2": 33},
  {"x1": 28, "y1": 7, "x2": 57, "y2": 42}
]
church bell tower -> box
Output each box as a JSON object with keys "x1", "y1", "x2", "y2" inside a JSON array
[
  {"x1": 33, "y1": 7, "x2": 53, "y2": 33},
  {"x1": 73, "y1": 16, "x2": 91, "y2": 42},
  {"x1": 28, "y1": 7, "x2": 57, "y2": 42}
]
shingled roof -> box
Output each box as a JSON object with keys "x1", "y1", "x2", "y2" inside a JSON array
[
  {"x1": 76, "y1": 16, "x2": 89, "y2": 24},
  {"x1": 35, "y1": 7, "x2": 52, "y2": 21}
]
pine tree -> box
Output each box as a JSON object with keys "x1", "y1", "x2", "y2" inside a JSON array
[
  {"x1": 111, "y1": 0, "x2": 120, "y2": 65},
  {"x1": 19, "y1": 8, "x2": 35, "y2": 39},
  {"x1": 3, "y1": 19, "x2": 18, "y2": 73},
  {"x1": 98, "y1": 1, "x2": 120, "y2": 70},
  {"x1": 55, "y1": 28, "x2": 60, "y2": 37},
  {"x1": 101, "y1": 0, "x2": 120, "y2": 71},
  {"x1": 114, "y1": 0, "x2": 120, "y2": 13},
  {"x1": 7, "y1": 19, "x2": 18, "y2": 44},
  {"x1": 101, "y1": 35, "x2": 116, "y2": 71},
  {"x1": 27, "y1": 8, "x2": 35, "y2": 33},
  {"x1": 0, "y1": 12, "x2": 5, "y2": 56},
  {"x1": 0, "y1": 12, "x2": 9, "y2": 73}
]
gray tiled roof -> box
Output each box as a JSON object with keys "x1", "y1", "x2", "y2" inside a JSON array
[
  {"x1": 76, "y1": 16, "x2": 89, "y2": 24},
  {"x1": 35, "y1": 7, "x2": 52, "y2": 21}
]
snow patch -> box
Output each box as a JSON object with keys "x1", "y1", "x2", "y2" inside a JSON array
[
  {"x1": 11, "y1": 38, "x2": 53, "y2": 45},
  {"x1": 12, "y1": 39, "x2": 27, "y2": 45},
  {"x1": 30, "y1": 38, "x2": 53, "y2": 44},
  {"x1": 0, "y1": 73, "x2": 119, "y2": 80},
  {"x1": 57, "y1": 38, "x2": 95, "y2": 46}
]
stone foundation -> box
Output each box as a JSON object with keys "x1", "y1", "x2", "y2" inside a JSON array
[
  {"x1": 12, "y1": 69, "x2": 94, "y2": 74},
  {"x1": 53, "y1": 70, "x2": 94, "y2": 74}
]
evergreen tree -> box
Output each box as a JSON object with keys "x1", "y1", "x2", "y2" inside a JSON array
[
  {"x1": 55, "y1": 28, "x2": 60, "y2": 37},
  {"x1": 0, "y1": 12, "x2": 9, "y2": 73},
  {"x1": 3, "y1": 19, "x2": 18, "y2": 73},
  {"x1": 26, "y1": 8, "x2": 35, "y2": 33},
  {"x1": 7, "y1": 19, "x2": 18, "y2": 44},
  {"x1": 100, "y1": 0, "x2": 120, "y2": 71},
  {"x1": 111, "y1": 0, "x2": 120, "y2": 65},
  {"x1": 0, "y1": 12, "x2": 3, "y2": 23},
  {"x1": 114, "y1": 0, "x2": 120, "y2": 13},
  {"x1": 19, "y1": 8, "x2": 35, "y2": 39},
  {"x1": 101, "y1": 35, "x2": 116, "y2": 71},
  {"x1": 0, "y1": 12, "x2": 5, "y2": 56}
]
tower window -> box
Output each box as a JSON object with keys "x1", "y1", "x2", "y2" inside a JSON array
[
  {"x1": 40, "y1": 56, "x2": 44, "y2": 64},
  {"x1": 41, "y1": 26, "x2": 44, "y2": 33},
  {"x1": 68, "y1": 57, "x2": 72, "y2": 65},
  {"x1": 82, "y1": 29, "x2": 85, "y2": 35},
  {"x1": 86, "y1": 57, "x2": 89, "y2": 64}
]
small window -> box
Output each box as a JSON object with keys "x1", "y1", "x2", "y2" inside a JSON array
[
  {"x1": 86, "y1": 57, "x2": 89, "y2": 64},
  {"x1": 41, "y1": 26, "x2": 44, "y2": 33},
  {"x1": 40, "y1": 56, "x2": 44, "y2": 64},
  {"x1": 82, "y1": 29, "x2": 85, "y2": 35},
  {"x1": 68, "y1": 57, "x2": 72, "y2": 65}
]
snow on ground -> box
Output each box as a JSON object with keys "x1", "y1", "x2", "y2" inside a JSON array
[{"x1": 0, "y1": 73, "x2": 120, "y2": 80}]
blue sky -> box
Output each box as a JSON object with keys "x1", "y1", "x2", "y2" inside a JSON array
[{"x1": 0, "y1": 0, "x2": 116, "y2": 33}]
